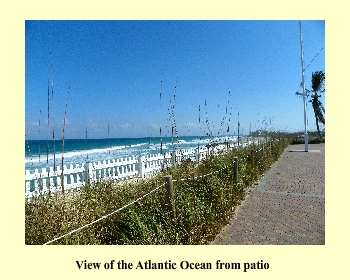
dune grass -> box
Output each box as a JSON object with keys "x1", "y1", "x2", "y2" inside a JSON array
[{"x1": 25, "y1": 138, "x2": 288, "y2": 245}]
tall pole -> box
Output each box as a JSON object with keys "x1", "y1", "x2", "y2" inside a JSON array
[
  {"x1": 237, "y1": 112, "x2": 240, "y2": 146},
  {"x1": 299, "y1": 20, "x2": 308, "y2": 152}
]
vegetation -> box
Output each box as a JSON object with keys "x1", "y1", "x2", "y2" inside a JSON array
[
  {"x1": 296, "y1": 70, "x2": 325, "y2": 140},
  {"x1": 275, "y1": 131, "x2": 325, "y2": 145},
  {"x1": 310, "y1": 71, "x2": 325, "y2": 140},
  {"x1": 25, "y1": 138, "x2": 289, "y2": 245},
  {"x1": 247, "y1": 130, "x2": 325, "y2": 145}
]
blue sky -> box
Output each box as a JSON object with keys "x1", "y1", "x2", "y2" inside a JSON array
[{"x1": 25, "y1": 20, "x2": 325, "y2": 139}]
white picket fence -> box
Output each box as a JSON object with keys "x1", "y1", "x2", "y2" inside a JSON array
[
  {"x1": 25, "y1": 140, "x2": 260, "y2": 199},
  {"x1": 24, "y1": 145, "x2": 222, "y2": 199}
]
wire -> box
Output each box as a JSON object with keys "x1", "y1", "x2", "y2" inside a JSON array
[
  {"x1": 43, "y1": 183, "x2": 165, "y2": 245},
  {"x1": 305, "y1": 47, "x2": 324, "y2": 70}
]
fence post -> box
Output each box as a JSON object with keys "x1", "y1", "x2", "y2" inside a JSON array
[
  {"x1": 137, "y1": 156, "x2": 143, "y2": 178},
  {"x1": 262, "y1": 145, "x2": 264, "y2": 157},
  {"x1": 164, "y1": 175, "x2": 175, "y2": 220},
  {"x1": 85, "y1": 162, "x2": 95, "y2": 184},
  {"x1": 171, "y1": 151, "x2": 176, "y2": 167},
  {"x1": 84, "y1": 162, "x2": 90, "y2": 185},
  {"x1": 197, "y1": 145, "x2": 200, "y2": 162},
  {"x1": 233, "y1": 157, "x2": 238, "y2": 185},
  {"x1": 250, "y1": 150, "x2": 255, "y2": 168}
]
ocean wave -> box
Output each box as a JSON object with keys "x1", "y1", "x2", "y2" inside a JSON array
[{"x1": 25, "y1": 136, "x2": 238, "y2": 170}]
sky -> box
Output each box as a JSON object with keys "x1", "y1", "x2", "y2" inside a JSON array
[{"x1": 25, "y1": 20, "x2": 325, "y2": 140}]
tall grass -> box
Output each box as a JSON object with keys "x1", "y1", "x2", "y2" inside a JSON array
[
  {"x1": 159, "y1": 78, "x2": 163, "y2": 154},
  {"x1": 61, "y1": 83, "x2": 70, "y2": 194},
  {"x1": 25, "y1": 139, "x2": 288, "y2": 245}
]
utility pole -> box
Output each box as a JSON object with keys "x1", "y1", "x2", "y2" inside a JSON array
[
  {"x1": 237, "y1": 112, "x2": 240, "y2": 145},
  {"x1": 299, "y1": 20, "x2": 309, "y2": 152}
]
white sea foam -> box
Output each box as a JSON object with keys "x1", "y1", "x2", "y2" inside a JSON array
[{"x1": 25, "y1": 136, "x2": 238, "y2": 170}]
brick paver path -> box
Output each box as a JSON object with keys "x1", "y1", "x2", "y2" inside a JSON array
[{"x1": 212, "y1": 143, "x2": 325, "y2": 245}]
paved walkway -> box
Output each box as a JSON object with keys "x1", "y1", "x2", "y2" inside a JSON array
[{"x1": 212, "y1": 143, "x2": 325, "y2": 245}]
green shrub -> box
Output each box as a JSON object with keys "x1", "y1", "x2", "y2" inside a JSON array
[{"x1": 291, "y1": 138, "x2": 325, "y2": 145}]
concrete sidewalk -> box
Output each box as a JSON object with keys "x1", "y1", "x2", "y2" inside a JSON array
[{"x1": 212, "y1": 143, "x2": 325, "y2": 245}]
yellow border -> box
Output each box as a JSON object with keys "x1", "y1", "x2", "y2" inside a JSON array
[{"x1": 1, "y1": 1, "x2": 347, "y2": 279}]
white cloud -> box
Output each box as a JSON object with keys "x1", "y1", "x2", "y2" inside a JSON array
[
  {"x1": 61, "y1": 118, "x2": 70, "y2": 126},
  {"x1": 120, "y1": 122, "x2": 132, "y2": 129},
  {"x1": 185, "y1": 122, "x2": 198, "y2": 128},
  {"x1": 88, "y1": 118, "x2": 100, "y2": 129},
  {"x1": 30, "y1": 121, "x2": 39, "y2": 127},
  {"x1": 150, "y1": 123, "x2": 159, "y2": 130}
]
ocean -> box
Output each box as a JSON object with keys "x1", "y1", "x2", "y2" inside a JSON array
[{"x1": 25, "y1": 135, "x2": 238, "y2": 171}]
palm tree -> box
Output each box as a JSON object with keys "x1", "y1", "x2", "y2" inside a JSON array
[{"x1": 310, "y1": 71, "x2": 325, "y2": 139}]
